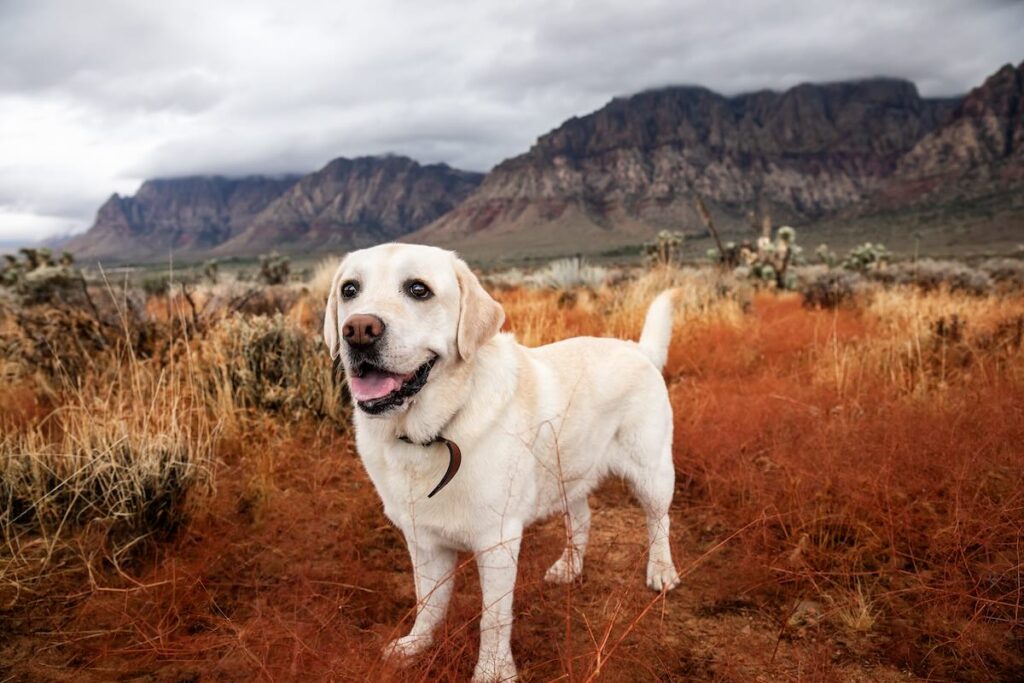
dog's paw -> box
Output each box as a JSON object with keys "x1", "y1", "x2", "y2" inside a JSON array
[
  {"x1": 471, "y1": 655, "x2": 518, "y2": 682},
  {"x1": 544, "y1": 553, "x2": 583, "y2": 584},
  {"x1": 646, "y1": 561, "x2": 681, "y2": 592},
  {"x1": 383, "y1": 634, "x2": 432, "y2": 662}
]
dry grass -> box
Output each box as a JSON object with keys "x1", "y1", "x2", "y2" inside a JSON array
[{"x1": 0, "y1": 265, "x2": 1021, "y2": 681}]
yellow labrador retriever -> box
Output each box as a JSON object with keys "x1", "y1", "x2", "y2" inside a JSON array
[{"x1": 323, "y1": 243, "x2": 680, "y2": 682}]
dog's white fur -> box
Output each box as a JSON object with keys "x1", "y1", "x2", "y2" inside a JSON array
[{"x1": 324, "y1": 243, "x2": 680, "y2": 682}]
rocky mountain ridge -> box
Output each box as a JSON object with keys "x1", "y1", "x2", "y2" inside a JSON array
[
  {"x1": 61, "y1": 61, "x2": 1023, "y2": 263},
  {"x1": 65, "y1": 175, "x2": 300, "y2": 261},
  {"x1": 66, "y1": 156, "x2": 482, "y2": 262},
  {"x1": 213, "y1": 155, "x2": 482, "y2": 256},
  {"x1": 411, "y1": 77, "x2": 963, "y2": 255}
]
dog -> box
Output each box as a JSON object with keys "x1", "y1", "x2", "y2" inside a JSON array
[{"x1": 323, "y1": 243, "x2": 681, "y2": 682}]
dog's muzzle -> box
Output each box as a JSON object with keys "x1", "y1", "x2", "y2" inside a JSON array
[{"x1": 350, "y1": 355, "x2": 438, "y2": 415}]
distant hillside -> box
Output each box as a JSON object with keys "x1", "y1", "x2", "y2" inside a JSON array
[
  {"x1": 820, "y1": 61, "x2": 1024, "y2": 254},
  {"x1": 213, "y1": 156, "x2": 482, "y2": 257},
  {"x1": 409, "y1": 78, "x2": 960, "y2": 257},
  {"x1": 65, "y1": 175, "x2": 300, "y2": 262},
  {"x1": 66, "y1": 156, "x2": 483, "y2": 263},
  {"x1": 66, "y1": 62, "x2": 1024, "y2": 263}
]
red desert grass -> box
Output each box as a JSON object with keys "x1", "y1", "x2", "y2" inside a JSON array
[{"x1": 1, "y1": 277, "x2": 1022, "y2": 681}]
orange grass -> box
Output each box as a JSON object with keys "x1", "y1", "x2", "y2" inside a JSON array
[{"x1": 1, "y1": 277, "x2": 1022, "y2": 681}]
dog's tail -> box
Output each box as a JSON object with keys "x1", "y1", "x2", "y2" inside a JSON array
[{"x1": 638, "y1": 288, "x2": 679, "y2": 371}]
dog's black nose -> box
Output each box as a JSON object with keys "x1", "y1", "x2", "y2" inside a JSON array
[{"x1": 343, "y1": 314, "x2": 385, "y2": 347}]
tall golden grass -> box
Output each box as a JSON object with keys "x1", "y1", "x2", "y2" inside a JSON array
[{"x1": 0, "y1": 266, "x2": 1021, "y2": 681}]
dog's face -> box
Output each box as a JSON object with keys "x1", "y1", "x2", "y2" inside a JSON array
[{"x1": 323, "y1": 244, "x2": 504, "y2": 416}]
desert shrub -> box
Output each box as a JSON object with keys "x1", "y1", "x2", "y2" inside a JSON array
[
  {"x1": 531, "y1": 256, "x2": 609, "y2": 291},
  {"x1": 1, "y1": 420, "x2": 211, "y2": 541},
  {"x1": 202, "y1": 313, "x2": 346, "y2": 423},
  {"x1": 874, "y1": 259, "x2": 993, "y2": 296},
  {"x1": 979, "y1": 257, "x2": 1024, "y2": 291},
  {"x1": 141, "y1": 273, "x2": 171, "y2": 297},
  {"x1": 202, "y1": 259, "x2": 220, "y2": 285},
  {"x1": 259, "y1": 251, "x2": 291, "y2": 285},
  {"x1": 0, "y1": 299, "x2": 113, "y2": 381},
  {"x1": 801, "y1": 270, "x2": 864, "y2": 308},
  {"x1": 0, "y1": 355, "x2": 216, "y2": 607},
  {"x1": 308, "y1": 256, "x2": 342, "y2": 301}
]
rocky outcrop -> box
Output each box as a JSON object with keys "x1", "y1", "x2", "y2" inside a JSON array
[
  {"x1": 412, "y1": 79, "x2": 958, "y2": 254},
  {"x1": 66, "y1": 175, "x2": 300, "y2": 261},
  {"x1": 877, "y1": 61, "x2": 1024, "y2": 205},
  {"x1": 214, "y1": 156, "x2": 483, "y2": 256}
]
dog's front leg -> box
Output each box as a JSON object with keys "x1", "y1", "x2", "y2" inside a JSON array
[
  {"x1": 384, "y1": 536, "x2": 456, "y2": 661},
  {"x1": 472, "y1": 526, "x2": 522, "y2": 683}
]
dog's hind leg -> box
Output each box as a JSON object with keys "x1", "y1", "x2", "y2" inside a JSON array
[
  {"x1": 384, "y1": 538, "x2": 456, "y2": 660},
  {"x1": 544, "y1": 496, "x2": 591, "y2": 584},
  {"x1": 617, "y1": 432, "x2": 681, "y2": 592}
]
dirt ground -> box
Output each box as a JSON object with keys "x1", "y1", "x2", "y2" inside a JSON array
[{"x1": 2, "y1": 291, "x2": 1021, "y2": 682}]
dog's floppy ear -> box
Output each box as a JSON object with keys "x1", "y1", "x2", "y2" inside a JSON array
[
  {"x1": 454, "y1": 257, "x2": 504, "y2": 361},
  {"x1": 322, "y1": 261, "x2": 346, "y2": 360}
]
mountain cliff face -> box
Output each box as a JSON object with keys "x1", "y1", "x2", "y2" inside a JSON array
[
  {"x1": 876, "y1": 61, "x2": 1023, "y2": 206},
  {"x1": 412, "y1": 79, "x2": 958, "y2": 253},
  {"x1": 214, "y1": 156, "x2": 482, "y2": 256},
  {"x1": 66, "y1": 176, "x2": 300, "y2": 261}
]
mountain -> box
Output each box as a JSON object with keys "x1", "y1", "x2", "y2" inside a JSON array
[
  {"x1": 410, "y1": 78, "x2": 960, "y2": 257},
  {"x1": 817, "y1": 61, "x2": 1024, "y2": 254},
  {"x1": 874, "y1": 61, "x2": 1023, "y2": 205},
  {"x1": 66, "y1": 175, "x2": 300, "y2": 262},
  {"x1": 214, "y1": 155, "x2": 482, "y2": 256}
]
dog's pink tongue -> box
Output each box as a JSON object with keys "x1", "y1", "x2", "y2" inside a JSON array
[{"x1": 350, "y1": 370, "x2": 405, "y2": 401}]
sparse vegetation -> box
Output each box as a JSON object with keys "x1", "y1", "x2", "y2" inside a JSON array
[
  {"x1": 1, "y1": 260, "x2": 1022, "y2": 681},
  {"x1": 644, "y1": 230, "x2": 685, "y2": 267},
  {"x1": 258, "y1": 250, "x2": 291, "y2": 285}
]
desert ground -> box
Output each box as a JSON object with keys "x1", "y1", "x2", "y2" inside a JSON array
[{"x1": 1, "y1": 252, "x2": 1023, "y2": 682}]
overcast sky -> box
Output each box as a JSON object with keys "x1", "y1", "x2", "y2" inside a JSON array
[{"x1": 1, "y1": 0, "x2": 1021, "y2": 243}]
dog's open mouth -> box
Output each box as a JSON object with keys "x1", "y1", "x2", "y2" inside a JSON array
[{"x1": 350, "y1": 356, "x2": 437, "y2": 414}]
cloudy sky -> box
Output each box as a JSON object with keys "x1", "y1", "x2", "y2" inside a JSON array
[{"x1": 1, "y1": 0, "x2": 1021, "y2": 244}]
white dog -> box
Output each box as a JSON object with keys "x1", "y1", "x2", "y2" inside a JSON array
[{"x1": 323, "y1": 243, "x2": 681, "y2": 682}]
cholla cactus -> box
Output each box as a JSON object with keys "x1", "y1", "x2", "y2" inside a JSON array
[
  {"x1": 2, "y1": 249, "x2": 83, "y2": 304},
  {"x1": 1, "y1": 254, "x2": 22, "y2": 287},
  {"x1": 18, "y1": 247, "x2": 55, "y2": 271},
  {"x1": 259, "y1": 251, "x2": 291, "y2": 285},
  {"x1": 815, "y1": 244, "x2": 838, "y2": 267},
  {"x1": 734, "y1": 226, "x2": 801, "y2": 289},
  {"x1": 644, "y1": 230, "x2": 684, "y2": 267},
  {"x1": 843, "y1": 242, "x2": 890, "y2": 273}
]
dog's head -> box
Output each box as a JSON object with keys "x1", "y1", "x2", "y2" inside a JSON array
[{"x1": 323, "y1": 243, "x2": 504, "y2": 416}]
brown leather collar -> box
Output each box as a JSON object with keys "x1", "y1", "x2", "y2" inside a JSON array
[{"x1": 397, "y1": 435, "x2": 462, "y2": 498}]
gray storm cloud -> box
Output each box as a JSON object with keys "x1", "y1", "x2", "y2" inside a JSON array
[{"x1": 1, "y1": 0, "x2": 1021, "y2": 242}]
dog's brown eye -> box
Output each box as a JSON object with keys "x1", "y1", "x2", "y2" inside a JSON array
[
  {"x1": 405, "y1": 280, "x2": 433, "y2": 300},
  {"x1": 341, "y1": 281, "x2": 359, "y2": 300}
]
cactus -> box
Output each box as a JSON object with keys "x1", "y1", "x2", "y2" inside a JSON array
[
  {"x1": 258, "y1": 251, "x2": 291, "y2": 285},
  {"x1": 644, "y1": 230, "x2": 684, "y2": 267},
  {"x1": 815, "y1": 244, "x2": 838, "y2": 267},
  {"x1": 843, "y1": 242, "x2": 890, "y2": 273}
]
